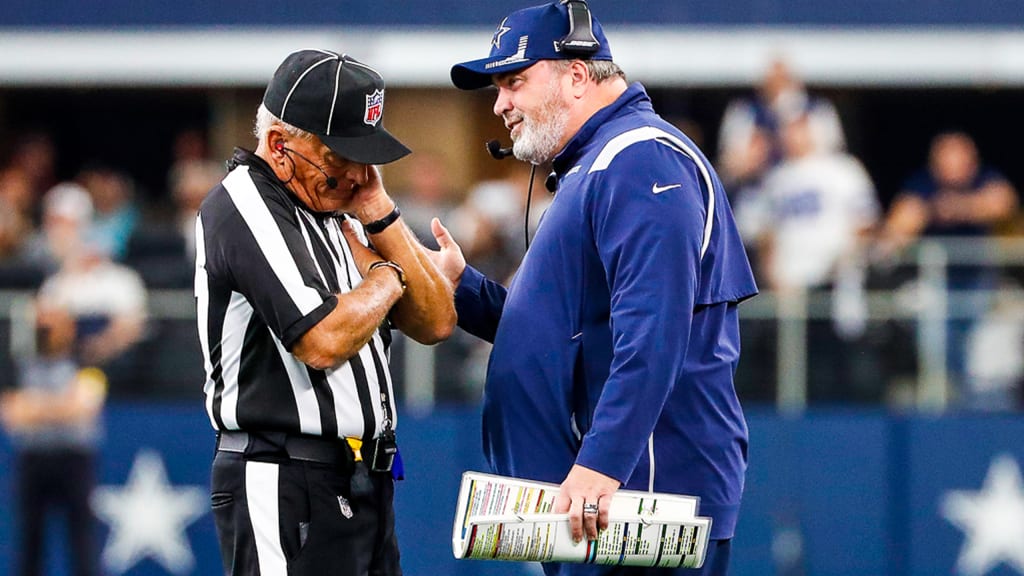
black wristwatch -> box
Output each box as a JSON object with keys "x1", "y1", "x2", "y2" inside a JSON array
[{"x1": 364, "y1": 205, "x2": 401, "y2": 234}]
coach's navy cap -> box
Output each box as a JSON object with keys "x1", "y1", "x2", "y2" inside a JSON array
[
  {"x1": 263, "y1": 49, "x2": 410, "y2": 165},
  {"x1": 451, "y1": 1, "x2": 614, "y2": 90}
]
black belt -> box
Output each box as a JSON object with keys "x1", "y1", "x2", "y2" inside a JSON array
[
  {"x1": 216, "y1": 430, "x2": 395, "y2": 473},
  {"x1": 217, "y1": 431, "x2": 351, "y2": 465}
]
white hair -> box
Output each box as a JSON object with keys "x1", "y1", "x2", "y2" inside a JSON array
[
  {"x1": 253, "y1": 103, "x2": 315, "y2": 142},
  {"x1": 551, "y1": 59, "x2": 626, "y2": 84}
]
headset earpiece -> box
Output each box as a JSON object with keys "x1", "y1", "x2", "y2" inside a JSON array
[
  {"x1": 274, "y1": 141, "x2": 285, "y2": 152},
  {"x1": 557, "y1": 0, "x2": 600, "y2": 57}
]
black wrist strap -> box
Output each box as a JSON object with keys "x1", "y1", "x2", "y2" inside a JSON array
[{"x1": 365, "y1": 205, "x2": 401, "y2": 234}]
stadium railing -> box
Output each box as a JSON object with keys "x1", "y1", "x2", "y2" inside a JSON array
[{"x1": 0, "y1": 235, "x2": 1021, "y2": 412}]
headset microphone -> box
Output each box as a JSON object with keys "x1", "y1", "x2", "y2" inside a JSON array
[
  {"x1": 486, "y1": 139, "x2": 514, "y2": 160},
  {"x1": 278, "y1": 144, "x2": 339, "y2": 189}
]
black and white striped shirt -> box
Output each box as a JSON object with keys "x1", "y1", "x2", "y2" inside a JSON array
[{"x1": 194, "y1": 148, "x2": 395, "y2": 442}]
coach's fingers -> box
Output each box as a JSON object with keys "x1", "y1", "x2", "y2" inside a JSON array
[
  {"x1": 598, "y1": 494, "x2": 611, "y2": 533},
  {"x1": 582, "y1": 497, "x2": 601, "y2": 542},
  {"x1": 428, "y1": 218, "x2": 466, "y2": 286},
  {"x1": 567, "y1": 496, "x2": 586, "y2": 543}
]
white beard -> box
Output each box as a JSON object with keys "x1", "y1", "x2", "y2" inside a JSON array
[{"x1": 511, "y1": 76, "x2": 568, "y2": 165}]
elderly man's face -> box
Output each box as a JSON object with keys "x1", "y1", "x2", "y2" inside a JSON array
[{"x1": 282, "y1": 135, "x2": 371, "y2": 213}]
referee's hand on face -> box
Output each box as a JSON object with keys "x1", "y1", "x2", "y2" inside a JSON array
[{"x1": 349, "y1": 165, "x2": 393, "y2": 224}]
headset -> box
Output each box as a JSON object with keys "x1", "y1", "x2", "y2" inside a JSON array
[
  {"x1": 275, "y1": 140, "x2": 338, "y2": 189},
  {"x1": 556, "y1": 0, "x2": 600, "y2": 57}
]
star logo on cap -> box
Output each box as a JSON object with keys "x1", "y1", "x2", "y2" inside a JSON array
[{"x1": 491, "y1": 17, "x2": 511, "y2": 50}]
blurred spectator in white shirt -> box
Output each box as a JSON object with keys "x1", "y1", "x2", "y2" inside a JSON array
[
  {"x1": 20, "y1": 181, "x2": 147, "y2": 367},
  {"x1": 758, "y1": 114, "x2": 878, "y2": 293},
  {"x1": 450, "y1": 162, "x2": 549, "y2": 284},
  {"x1": 757, "y1": 112, "x2": 882, "y2": 403},
  {"x1": 19, "y1": 182, "x2": 95, "y2": 273}
]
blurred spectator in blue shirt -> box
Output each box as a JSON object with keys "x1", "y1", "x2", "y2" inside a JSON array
[
  {"x1": 718, "y1": 58, "x2": 845, "y2": 190},
  {"x1": 1, "y1": 301, "x2": 107, "y2": 576},
  {"x1": 879, "y1": 132, "x2": 1016, "y2": 250},
  {"x1": 878, "y1": 131, "x2": 1018, "y2": 407},
  {"x1": 77, "y1": 165, "x2": 139, "y2": 261}
]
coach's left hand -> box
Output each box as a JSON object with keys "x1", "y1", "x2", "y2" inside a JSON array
[
  {"x1": 426, "y1": 218, "x2": 465, "y2": 288},
  {"x1": 555, "y1": 464, "x2": 620, "y2": 543}
]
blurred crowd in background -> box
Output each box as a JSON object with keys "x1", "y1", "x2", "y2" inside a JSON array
[{"x1": 0, "y1": 58, "x2": 1021, "y2": 413}]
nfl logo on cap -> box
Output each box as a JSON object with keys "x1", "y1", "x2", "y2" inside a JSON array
[{"x1": 364, "y1": 90, "x2": 384, "y2": 127}]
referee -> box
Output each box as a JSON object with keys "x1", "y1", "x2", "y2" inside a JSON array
[{"x1": 195, "y1": 49, "x2": 456, "y2": 576}]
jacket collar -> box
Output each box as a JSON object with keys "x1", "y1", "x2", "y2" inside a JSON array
[{"x1": 550, "y1": 82, "x2": 652, "y2": 179}]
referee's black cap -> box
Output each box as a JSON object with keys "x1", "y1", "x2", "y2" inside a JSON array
[{"x1": 263, "y1": 50, "x2": 411, "y2": 165}]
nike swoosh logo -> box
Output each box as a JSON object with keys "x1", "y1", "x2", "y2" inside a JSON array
[{"x1": 652, "y1": 183, "x2": 682, "y2": 194}]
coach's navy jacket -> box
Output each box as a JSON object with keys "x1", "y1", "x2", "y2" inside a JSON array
[{"x1": 455, "y1": 83, "x2": 758, "y2": 540}]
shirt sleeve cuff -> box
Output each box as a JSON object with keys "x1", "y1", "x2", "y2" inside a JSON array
[{"x1": 282, "y1": 295, "x2": 338, "y2": 350}]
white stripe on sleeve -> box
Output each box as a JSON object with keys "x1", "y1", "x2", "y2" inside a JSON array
[{"x1": 588, "y1": 126, "x2": 716, "y2": 259}]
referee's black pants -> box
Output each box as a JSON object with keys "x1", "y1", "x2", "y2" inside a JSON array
[
  {"x1": 210, "y1": 449, "x2": 401, "y2": 576},
  {"x1": 14, "y1": 448, "x2": 99, "y2": 576}
]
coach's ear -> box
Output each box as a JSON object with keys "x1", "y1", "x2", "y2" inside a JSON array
[{"x1": 568, "y1": 59, "x2": 590, "y2": 99}]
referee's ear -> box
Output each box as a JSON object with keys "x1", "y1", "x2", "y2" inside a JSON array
[{"x1": 264, "y1": 128, "x2": 287, "y2": 159}]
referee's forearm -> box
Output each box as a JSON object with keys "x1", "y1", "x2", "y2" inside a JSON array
[
  {"x1": 369, "y1": 219, "x2": 457, "y2": 344},
  {"x1": 292, "y1": 274, "x2": 403, "y2": 370}
]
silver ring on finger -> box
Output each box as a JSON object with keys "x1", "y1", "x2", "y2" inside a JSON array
[{"x1": 583, "y1": 502, "x2": 599, "y2": 515}]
